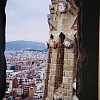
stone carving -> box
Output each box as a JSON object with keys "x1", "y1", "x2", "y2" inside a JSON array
[
  {"x1": 43, "y1": 0, "x2": 78, "y2": 99},
  {"x1": 63, "y1": 37, "x2": 73, "y2": 48},
  {"x1": 49, "y1": 4, "x2": 55, "y2": 14},
  {"x1": 48, "y1": 20, "x2": 58, "y2": 31},
  {"x1": 51, "y1": 0, "x2": 58, "y2": 4},
  {"x1": 58, "y1": 1, "x2": 67, "y2": 13}
]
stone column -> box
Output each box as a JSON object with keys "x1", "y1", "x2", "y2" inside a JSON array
[
  {"x1": 46, "y1": 34, "x2": 64, "y2": 100},
  {"x1": 42, "y1": 48, "x2": 52, "y2": 100},
  {"x1": 63, "y1": 48, "x2": 74, "y2": 100}
]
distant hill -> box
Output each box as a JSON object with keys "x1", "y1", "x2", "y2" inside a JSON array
[{"x1": 6, "y1": 40, "x2": 47, "y2": 51}]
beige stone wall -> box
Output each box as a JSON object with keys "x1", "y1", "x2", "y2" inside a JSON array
[{"x1": 63, "y1": 48, "x2": 74, "y2": 100}]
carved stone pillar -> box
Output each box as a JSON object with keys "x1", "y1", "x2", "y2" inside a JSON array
[{"x1": 43, "y1": 0, "x2": 79, "y2": 100}]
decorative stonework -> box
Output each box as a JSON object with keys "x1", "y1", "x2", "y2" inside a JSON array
[{"x1": 42, "y1": 0, "x2": 78, "y2": 100}]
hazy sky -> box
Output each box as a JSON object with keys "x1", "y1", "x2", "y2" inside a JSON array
[{"x1": 6, "y1": 0, "x2": 50, "y2": 43}]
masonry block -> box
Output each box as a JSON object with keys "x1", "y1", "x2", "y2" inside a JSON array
[
  {"x1": 68, "y1": 53, "x2": 74, "y2": 59},
  {"x1": 63, "y1": 71, "x2": 73, "y2": 77},
  {"x1": 64, "y1": 83, "x2": 70, "y2": 89},
  {"x1": 64, "y1": 48, "x2": 74, "y2": 53},
  {"x1": 48, "y1": 80, "x2": 55, "y2": 87},
  {"x1": 50, "y1": 69, "x2": 56, "y2": 75},
  {"x1": 46, "y1": 97, "x2": 53, "y2": 100},
  {"x1": 48, "y1": 86, "x2": 55, "y2": 92},
  {"x1": 67, "y1": 90, "x2": 73, "y2": 96},
  {"x1": 64, "y1": 96, "x2": 72, "y2": 100},
  {"x1": 49, "y1": 75, "x2": 55, "y2": 81},
  {"x1": 51, "y1": 58, "x2": 57, "y2": 64},
  {"x1": 64, "y1": 53, "x2": 68, "y2": 59},
  {"x1": 64, "y1": 59, "x2": 74, "y2": 66},
  {"x1": 63, "y1": 64, "x2": 73, "y2": 70},
  {"x1": 47, "y1": 91, "x2": 54, "y2": 98},
  {"x1": 52, "y1": 52, "x2": 57, "y2": 59},
  {"x1": 50, "y1": 64, "x2": 57, "y2": 69},
  {"x1": 63, "y1": 76, "x2": 70, "y2": 83},
  {"x1": 63, "y1": 89, "x2": 68, "y2": 95},
  {"x1": 52, "y1": 48, "x2": 58, "y2": 53}
]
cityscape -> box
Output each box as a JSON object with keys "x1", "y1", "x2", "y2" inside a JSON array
[{"x1": 4, "y1": 49, "x2": 47, "y2": 100}]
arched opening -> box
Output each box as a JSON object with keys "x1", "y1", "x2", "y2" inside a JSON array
[{"x1": 0, "y1": 0, "x2": 99, "y2": 100}]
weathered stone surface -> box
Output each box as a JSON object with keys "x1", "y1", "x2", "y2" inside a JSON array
[
  {"x1": 50, "y1": 69, "x2": 56, "y2": 75},
  {"x1": 63, "y1": 71, "x2": 73, "y2": 77},
  {"x1": 68, "y1": 53, "x2": 74, "y2": 59},
  {"x1": 47, "y1": 91, "x2": 54, "y2": 98},
  {"x1": 55, "y1": 75, "x2": 62, "y2": 81},
  {"x1": 49, "y1": 75, "x2": 55, "y2": 81},
  {"x1": 52, "y1": 48, "x2": 58, "y2": 53},
  {"x1": 46, "y1": 97, "x2": 53, "y2": 100},
  {"x1": 63, "y1": 76, "x2": 69, "y2": 83},
  {"x1": 57, "y1": 58, "x2": 64, "y2": 64},
  {"x1": 48, "y1": 80, "x2": 55, "y2": 87},
  {"x1": 63, "y1": 89, "x2": 68, "y2": 95},
  {"x1": 48, "y1": 86, "x2": 55, "y2": 92},
  {"x1": 50, "y1": 64, "x2": 56, "y2": 69},
  {"x1": 51, "y1": 58, "x2": 57, "y2": 64},
  {"x1": 52, "y1": 52, "x2": 57, "y2": 59},
  {"x1": 56, "y1": 70, "x2": 63, "y2": 75},
  {"x1": 64, "y1": 48, "x2": 74, "y2": 53},
  {"x1": 63, "y1": 64, "x2": 73, "y2": 71},
  {"x1": 64, "y1": 83, "x2": 70, "y2": 89},
  {"x1": 64, "y1": 96, "x2": 72, "y2": 100},
  {"x1": 43, "y1": 0, "x2": 77, "y2": 99},
  {"x1": 64, "y1": 53, "x2": 68, "y2": 59},
  {"x1": 67, "y1": 90, "x2": 73, "y2": 96},
  {"x1": 64, "y1": 59, "x2": 74, "y2": 66}
]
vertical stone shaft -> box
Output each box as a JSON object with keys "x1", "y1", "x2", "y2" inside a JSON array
[
  {"x1": 46, "y1": 36, "x2": 64, "y2": 100},
  {"x1": 54, "y1": 36, "x2": 64, "y2": 90},
  {"x1": 63, "y1": 48, "x2": 74, "y2": 100},
  {"x1": 42, "y1": 48, "x2": 52, "y2": 100},
  {"x1": 0, "y1": 0, "x2": 7, "y2": 99}
]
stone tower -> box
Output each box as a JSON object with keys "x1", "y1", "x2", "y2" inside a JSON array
[{"x1": 42, "y1": 0, "x2": 78, "y2": 100}]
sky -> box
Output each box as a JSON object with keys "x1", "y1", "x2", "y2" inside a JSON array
[{"x1": 6, "y1": 0, "x2": 50, "y2": 43}]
